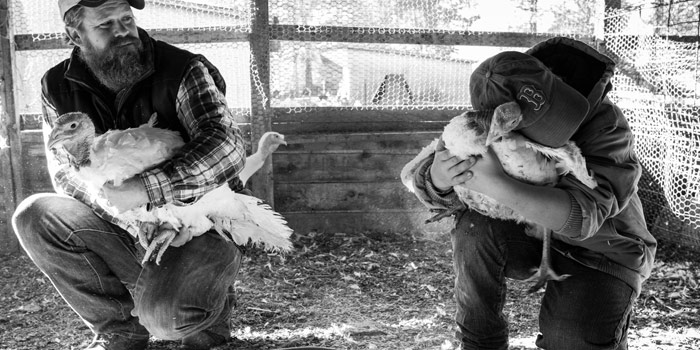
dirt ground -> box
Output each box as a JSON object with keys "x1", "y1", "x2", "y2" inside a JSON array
[{"x1": 1, "y1": 229, "x2": 699, "y2": 350}]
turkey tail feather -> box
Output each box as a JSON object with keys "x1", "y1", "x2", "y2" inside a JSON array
[{"x1": 211, "y1": 194, "x2": 294, "y2": 252}]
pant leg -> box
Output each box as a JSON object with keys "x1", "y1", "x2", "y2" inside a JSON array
[
  {"x1": 452, "y1": 209, "x2": 542, "y2": 350},
  {"x1": 132, "y1": 232, "x2": 243, "y2": 340},
  {"x1": 535, "y1": 250, "x2": 637, "y2": 350},
  {"x1": 11, "y1": 193, "x2": 148, "y2": 339}
]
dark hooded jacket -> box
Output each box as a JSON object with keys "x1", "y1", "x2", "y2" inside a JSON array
[{"x1": 412, "y1": 37, "x2": 656, "y2": 292}]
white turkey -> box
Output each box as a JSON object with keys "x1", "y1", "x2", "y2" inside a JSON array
[
  {"x1": 46, "y1": 112, "x2": 293, "y2": 264},
  {"x1": 238, "y1": 131, "x2": 287, "y2": 186},
  {"x1": 401, "y1": 101, "x2": 597, "y2": 292}
]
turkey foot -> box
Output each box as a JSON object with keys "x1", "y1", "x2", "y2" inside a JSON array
[
  {"x1": 142, "y1": 228, "x2": 177, "y2": 265},
  {"x1": 525, "y1": 229, "x2": 571, "y2": 293}
]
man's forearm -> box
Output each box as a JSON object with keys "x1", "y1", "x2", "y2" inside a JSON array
[{"x1": 480, "y1": 174, "x2": 571, "y2": 232}]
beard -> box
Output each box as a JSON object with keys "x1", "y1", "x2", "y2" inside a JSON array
[{"x1": 79, "y1": 35, "x2": 149, "y2": 93}]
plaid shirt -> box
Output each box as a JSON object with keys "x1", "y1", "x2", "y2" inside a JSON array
[{"x1": 42, "y1": 60, "x2": 247, "y2": 236}]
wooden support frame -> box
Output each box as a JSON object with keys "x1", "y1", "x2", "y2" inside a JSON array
[
  {"x1": 248, "y1": 0, "x2": 275, "y2": 205},
  {"x1": 0, "y1": 0, "x2": 21, "y2": 254}
]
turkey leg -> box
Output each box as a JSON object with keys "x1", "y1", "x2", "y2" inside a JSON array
[{"x1": 526, "y1": 229, "x2": 571, "y2": 293}]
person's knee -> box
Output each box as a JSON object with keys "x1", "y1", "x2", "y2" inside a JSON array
[
  {"x1": 537, "y1": 317, "x2": 629, "y2": 350},
  {"x1": 136, "y1": 290, "x2": 227, "y2": 340},
  {"x1": 12, "y1": 194, "x2": 75, "y2": 249},
  {"x1": 12, "y1": 194, "x2": 52, "y2": 237},
  {"x1": 452, "y1": 210, "x2": 515, "y2": 256}
]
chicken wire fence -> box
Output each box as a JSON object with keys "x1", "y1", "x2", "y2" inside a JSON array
[
  {"x1": 6, "y1": 0, "x2": 700, "y2": 246},
  {"x1": 9, "y1": 0, "x2": 605, "y2": 115},
  {"x1": 605, "y1": 2, "x2": 700, "y2": 248}
]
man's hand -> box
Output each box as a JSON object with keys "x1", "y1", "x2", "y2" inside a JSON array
[
  {"x1": 102, "y1": 176, "x2": 149, "y2": 213},
  {"x1": 429, "y1": 137, "x2": 476, "y2": 191},
  {"x1": 458, "y1": 146, "x2": 507, "y2": 195}
]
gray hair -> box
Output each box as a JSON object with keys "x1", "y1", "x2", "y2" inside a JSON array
[{"x1": 63, "y1": 5, "x2": 85, "y2": 45}]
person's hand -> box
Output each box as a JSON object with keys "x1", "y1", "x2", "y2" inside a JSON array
[
  {"x1": 101, "y1": 176, "x2": 149, "y2": 213},
  {"x1": 429, "y1": 137, "x2": 476, "y2": 191},
  {"x1": 459, "y1": 146, "x2": 507, "y2": 194}
]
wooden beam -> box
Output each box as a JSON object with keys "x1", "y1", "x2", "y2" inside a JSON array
[
  {"x1": 16, "y1": 26, "x2": 599, "y2": 52},
  {"x1": 15, "y1": 28, "x2": 249, "y2": 51},
  {"x1": 248, "y1": 0, "x2": 275, "y2": 205},
  {"x1": 0, "y1": 0, "x2": 20, "y2": 254},
  {"x1": 270, "y1": 25, "x2": 599, "y2": 47}
]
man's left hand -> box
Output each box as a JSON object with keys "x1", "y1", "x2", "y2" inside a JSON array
[{"x1": 102, "y1": 177, "x2": 149, "y2": 213}]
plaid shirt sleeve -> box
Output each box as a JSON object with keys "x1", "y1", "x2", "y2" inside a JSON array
[
  {"x1": 41, "y1": 96, "x2": 140, "y2": 236},
  {"x1": 139, "y1": 60, "x2": 247, "y2": 206}
]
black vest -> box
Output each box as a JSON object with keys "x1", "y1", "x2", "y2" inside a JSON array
[{"x1": 41, "y1": 29, "x2": 226, "y2": 143}]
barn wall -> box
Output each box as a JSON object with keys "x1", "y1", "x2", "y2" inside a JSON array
[{"x1": 268, "y1": 108, "x2": 457, "y2": 235}]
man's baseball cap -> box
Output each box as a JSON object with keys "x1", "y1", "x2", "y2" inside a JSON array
[
  {"x1": 59, "y1": 0, "x2": 145, "y2": 20},
  {"x1": 469, "y1": 50, "x2": 590, "y2": 148}
]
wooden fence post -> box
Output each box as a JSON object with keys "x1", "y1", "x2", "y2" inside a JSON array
[
  {"x1": 0, "y1": 0, "x2": 20, "y2": 254},
  {"x1": 249, "y1": 0, "x2": 274, "y2": 206}
]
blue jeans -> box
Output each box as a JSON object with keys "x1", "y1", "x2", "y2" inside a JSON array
[
  {"x1": 12, "y1": 193, "x2": 243, "y2": 341},
  {"x1": 452, "y1": 210, "x2": 636, "y2": 350}
]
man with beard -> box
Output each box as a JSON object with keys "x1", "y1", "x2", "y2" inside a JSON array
[{"x1": 11, "y1": 1, "x2": 248, "y2": 349}]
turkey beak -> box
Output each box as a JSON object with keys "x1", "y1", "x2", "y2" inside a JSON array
[
  {"x1": 280, "y1": 135, "x2": 287, "y2": 146},
  {"x1": 484, "y1": 131, "x2": 498, "y2": 147},
  {"x1": 47, "y1": 130, "x2": 69, "y2": 150}
]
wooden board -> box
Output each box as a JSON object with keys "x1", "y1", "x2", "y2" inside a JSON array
[
  {"x1": 282, "y1": 210, "x2": 453, "y2": 236},
  {"x1": 275, "y1": 181, "x2": 423, "y2": 212},
  {"x1": 270, "y1": 129, "x2": 443, "y2": 235}
]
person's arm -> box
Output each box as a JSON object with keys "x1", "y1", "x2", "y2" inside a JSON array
[
  {"x1": 137, "y1": 60, "x2": 247, "y2": 208},
  {"x1": 410, "y1": 138, "x2": 473, "y2": 211},
  {"x1": 458, "y1": 147, "x2": 572, "y2": 232}
]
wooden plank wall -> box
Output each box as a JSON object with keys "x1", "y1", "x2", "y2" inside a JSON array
[{"x1": 270, "y1": 108, "x2": 458, "y2": 235}]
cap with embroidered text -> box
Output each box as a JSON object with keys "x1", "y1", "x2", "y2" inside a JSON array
[
  {"x1": 58, "y1": 0, "x2": 145, "y2": 20},
  {"x1": 469, "y1": 50, "x2": 590, "y2": 148}
]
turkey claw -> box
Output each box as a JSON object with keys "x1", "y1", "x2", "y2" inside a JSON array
[
  {"x1": 142, "y1": 229, "x2": 177, "y2": 265},
  {"x1": 426, "y1": 207, "x2": 459, "y2": 223},
  {"x1": 525, "y1": 266, "x2": 571, "y2": 293}
]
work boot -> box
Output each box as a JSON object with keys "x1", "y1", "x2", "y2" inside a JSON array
[{"x1": 84, "y1": 334, "x2": 149, "y2": 350}]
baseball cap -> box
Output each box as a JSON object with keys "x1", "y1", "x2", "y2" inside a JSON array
[
  {"x1": 469, "y1": 50, "x2": 589, "y2": 148},
  {"x1": 58, "y1": 0, "x2": 145, "y2": 20}
]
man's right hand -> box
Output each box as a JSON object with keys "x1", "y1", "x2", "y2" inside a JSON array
[{"x1": 429, "y1": 137, "x2": 476, "y2": 191}]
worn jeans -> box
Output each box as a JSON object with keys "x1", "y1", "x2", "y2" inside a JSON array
[
  {"x1": 12, "y1": 193, "x2": 243, "y2": 341},
  {"x1": 452, "y1": 209, "x2": 637, "y2": 350}
]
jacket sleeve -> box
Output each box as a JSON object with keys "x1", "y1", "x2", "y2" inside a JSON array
[
  {"x1": 411, "y1": 155, "x2": 465, "y2": 212},
  {"x1": 140, "y1": 60, "x2": 247, "y2": 206},
  {"x1": 554, "y1": 99, "x2": 643, "y2": 241}
]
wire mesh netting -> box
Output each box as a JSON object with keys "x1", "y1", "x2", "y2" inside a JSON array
[
  {"x1": 268, "y1": 0, "x2": 604, "y2": 110},
  {"x1": 606, "y1": 2, "x2": 700, "y2": 248}
]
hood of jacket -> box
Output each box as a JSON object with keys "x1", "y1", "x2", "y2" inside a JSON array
[{"x1": 527, "y1": 36, "x2": 615, "y2": 121}]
